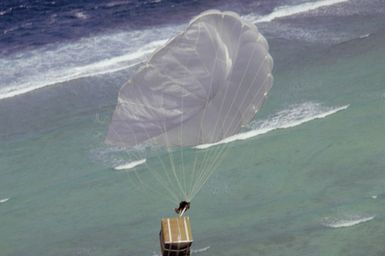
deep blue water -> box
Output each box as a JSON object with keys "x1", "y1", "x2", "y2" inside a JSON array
[{"x1": 0, "y1": 0, "x2": 281, "y2": 55}]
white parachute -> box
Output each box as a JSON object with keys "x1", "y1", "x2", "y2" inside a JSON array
[{"x1": 106, "y1": 10, "x2": 273, "y2": 203}]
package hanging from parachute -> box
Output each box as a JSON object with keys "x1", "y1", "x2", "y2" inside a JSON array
[
  {"x1": 160, "y1": 216, "x2": 193, "y2": 256},
  {"x1": 105, "y1": 8, "x2": 273, "y2": 255}
]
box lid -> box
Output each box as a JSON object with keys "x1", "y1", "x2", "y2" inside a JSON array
[{"x1": 161, "y1": 216, "x2": 193, "y2": 244}]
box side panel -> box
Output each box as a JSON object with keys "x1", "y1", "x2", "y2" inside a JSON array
[
  {"x1": 170, "y1": 218, "x2": 178, "y2": 242},
  {"x1": 161, "y1": 218, "x2": 172, "y2": 243},
  {"x1": 184, "y1": 217, "x2": 193, "y2": 242}
]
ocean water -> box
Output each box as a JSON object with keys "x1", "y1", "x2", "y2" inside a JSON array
[{"x1": 1, "y1": 0, "x2": 385, "y2": 255}]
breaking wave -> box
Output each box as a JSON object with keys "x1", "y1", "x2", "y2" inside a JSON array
[
  {"x1": 359, "y1": 33, "x2": 370, "y2": 39},
  {"x1": 73, "y1": 11, "x2": 88, "y2": 20},
  {"x1": 244, "y1": 0, "x2": 350, "y2": 23},
  {"x1": 196, "y1": 102, "x2": 349, "y2": 149},
  {"x1": 0, "y1": 198, "x2": 9, "y2": 203},
  {"x1": 114, "y1": 159, "x2": 146, "y2": 171},
  {"x1": 192, "y1": 246, "x2": 210, "y2": 254},
  {"x1": 0, "y1": 0, "x2": 353, "y2": 101},
  {"x1": 322, "y1": 215, "x2": 375, "y2": 228},
  {"x1": 0, "y1": 37, "x2": 168, "y2": 100},
  {"x1": 89, "y1": 145, "x2": 148, "y2": 171}
]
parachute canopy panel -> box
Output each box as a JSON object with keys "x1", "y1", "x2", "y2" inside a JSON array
[{"x1": 106, "y1": 10, "x2": 273, "y2": 148}]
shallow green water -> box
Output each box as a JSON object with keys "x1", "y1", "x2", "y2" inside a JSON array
[{"x1": 1, "y1": 26, "x2": 385, "y2": 256}]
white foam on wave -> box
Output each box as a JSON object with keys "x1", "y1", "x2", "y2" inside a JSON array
[
  {"x1": 196, "y1": 102, "x2": 349, "y2": 149},
  {"x1": 359, "y1": 33, "x2": 370, "y2": 39},
  {"x1": 243, "y1": 0, "x2": 350, "y2": 23},
  {"x1": 0, "y1": 37, "x2": 168, "y2": 100},
  {"x1": 322, "y1": 215, "x2": 375, "y2": 228},
  {"x1": 0, "y1": 198, "x2": 9, "y2": 203},
  {"x1": 0, "y1": 21, "x2": 180, "y2": 100},
  {"x1": 0, "y1": 0, "x2": 351, "y2": 100},
  {"x1": 105, "y1": 1, "x2": 131, "y2": 8},
  {"x1": 0, "y1": 7, "x2": 13, "y2": 16},
  {"x1": 73, "y1": 11, "x2": 88, "y2": 20},
  {"x1": 192, "y1": 246, "x2": 210, "y2": 254},
  {"x1": 114, "y1": 159, "x2": 146, "y2": 171}
]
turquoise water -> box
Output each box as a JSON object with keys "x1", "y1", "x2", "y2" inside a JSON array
[{"x1": 1, "y1": 4, "x2": 385, "y2": 256}]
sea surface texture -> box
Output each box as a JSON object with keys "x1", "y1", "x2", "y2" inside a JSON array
[{"x1": 1, "y1": 0, "x2": 385, "y2": 255}]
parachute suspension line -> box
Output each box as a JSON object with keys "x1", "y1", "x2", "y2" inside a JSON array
[
  {"x1": 197, "y1": 47, "x2": 266, "y2": 184},
  {"x1": 189, "y1": 120, "x2": 231, "y2": 199},
  {"x1": 194, "y1": 21, "x2": 230, "y2": 187},
  {"x1": 187, "y1": 23, "x2": 220, "y2": 201},
  {"x1": 187, "y1": 149, "x2": 200, "y2": 202},
  {"x1": 142, "y1": 126, "x2": 184, "y2": 202},
  {"x1": 141, "y1": 148, "x2": 180, "y2": 203},
  {"x1": 107, "y1": 126, "x2": 178, "y2": 203},
  {"x1": 187, "y1": 125, "x2": 206, "y2": 200},
  {"x1": 161, "y1": 121, "x2": 189, "y2": 201},
  {"x1": 192, "y1": 95, "x2": 269, "y2": 199},
  {"x1": 186, "y1": 24, "x2": 210, "y2": 200},
  {"x1": 190, "y1": 39, "x2": 271, "y2": 200},
  {"x1": 189, "y1": 15, "x2": 237, "y2": 200},
  {"x1": 126, "y1": 92, "x2": 181, "y2": 202},
  {"x1": 189, "y1": 15, "x2": 245, "y2": 199},
  {"x1": 147, "y1": 26, "x2": 211, "y2": 201},
  {"x1": 142, "y1": 80, "x2": 193, "y2": 202},
  {"x1": 188, "y1": 19, "x2": 235, "y2": 200},
  {"x1": 132, "y1": 85, "x2": 182, "y2": 203},
  {"x1": 133, "y1": 65, "x2": 190, "y2": 202},
  {"x1": 149, "y1": 127, "x2": 184, "y2": 201},
  {"x1": 133, "y1": 161, "x2": 179, "y2": 204},
  {"x1": 109, "y1": 125, "x2": 180, "y2": 204},
  {"x1": 190, "y1": 145, "x2": 231, "y2": 199},
  {"x1": 179, "y1": 85, "x2": 188, "y2": 200},
  {"x1": 200, "y1": 53, "x2": 271, "y2": 190},
  {"x1": 198, "y1": 55, "x2": 272, "y2": 198}
]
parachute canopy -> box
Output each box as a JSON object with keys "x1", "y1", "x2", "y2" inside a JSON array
[{"x1": 106, "y1": 10, "x2": 273, "y2": 148}]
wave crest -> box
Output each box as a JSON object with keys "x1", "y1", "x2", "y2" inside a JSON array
[
  {"x1": 322, "y1": 215, "x2": 375, "y2": 228},
  {"x1": 243, "y1": 0, "x2": 350, "y2": 23},
  {"x1": 114, "y1": 159, "x2": 146, "y2": 171},
  {"x1": 0, "y1": 198, "x2": 9, "y2": 203},
  {"x1": 196, "y1": 102, "x2": 349, "y2": 149}
]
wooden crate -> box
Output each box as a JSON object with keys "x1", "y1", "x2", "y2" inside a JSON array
[{"x1": 160, "y1": 216, "x2": 193, "y2": 256}]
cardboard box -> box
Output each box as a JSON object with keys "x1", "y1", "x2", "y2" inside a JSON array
[{"x1": 160, "y1": 216, "x2": 193, "y2": 256}]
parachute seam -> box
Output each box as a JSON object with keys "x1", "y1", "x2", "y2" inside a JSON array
[
  {"x1": 190, "y1": 18, "x2": 246, "y2": 197},
  {"x1": 188, "y1": 21, "x2": 220, "y2": 199},
  {"x1": 190, "y1": 14, "x2": 235, "y2": 198}
]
